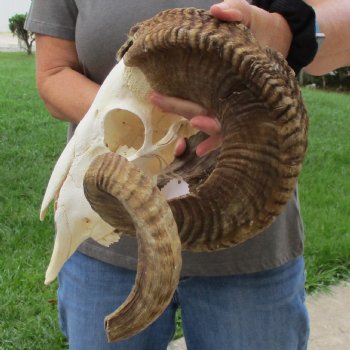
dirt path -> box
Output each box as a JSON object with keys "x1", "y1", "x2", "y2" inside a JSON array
[
  {"x1": 169, "y1": 282, "x2": 350, "y2": 350},
  {"x1": 307, "y1": 282, "x2": 350, "y2": 349},
  {"x1": 0, "y1": 32, "x2": 36, "y2": 52},
  {"x1": 0, "y1": 32, "x2": 21, "y2": 52}
]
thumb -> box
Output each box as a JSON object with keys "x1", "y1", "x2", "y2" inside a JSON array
[{"x1": 210, "y1": 0, "x2": 253, "y2": 26}]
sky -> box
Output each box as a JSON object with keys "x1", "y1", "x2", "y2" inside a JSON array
[{"x1": 0, "y1": 0, "x2": 32, "y2": 32}]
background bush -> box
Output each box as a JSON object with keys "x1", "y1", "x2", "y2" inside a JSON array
[
  {"x1": 9, "y1": 13, "x2": 35, "y2": 55},
  {"x1": 301, "y1": 67, "x2": 350, "y2": 91}
]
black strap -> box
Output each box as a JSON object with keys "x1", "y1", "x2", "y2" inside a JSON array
[{"x1": 252, "y1": 0, "x2": 318, "y2": 73}]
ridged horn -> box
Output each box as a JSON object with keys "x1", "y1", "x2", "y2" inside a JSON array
[
  {"x1": 83, "y1": 153, "x2": 181, "y2": 341},
  {"x1": 121, "y1": 8, "x2": 308, "y2": 250},
  {"x1": 83, "y1": 7, "x2": 308, "y2": 342}
]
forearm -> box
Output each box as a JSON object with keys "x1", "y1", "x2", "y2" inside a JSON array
[
  {"x1": 38, "y1": 68, "x2": 99, "y2": 124},
  {"x1": 305, "y1": 0, "x2": 350, "y2": 75},
  {"x1": 36, "y1": 34, "x2": 99, "y2": 124},
  {"x1": 250, "y1": 6, "x2": 292, "y2": 58},
  {"x1": 210, "y1": 1, "x2": 292, "y2": 58}
]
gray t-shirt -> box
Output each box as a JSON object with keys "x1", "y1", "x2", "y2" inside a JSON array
[{"x1": 26, "y1": 0, "x2": 304, "y2": 276}]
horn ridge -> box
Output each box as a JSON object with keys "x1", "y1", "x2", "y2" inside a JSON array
[
  {"x1": 83, "y1": 153, "x2": 181, "y2": 342},
  {"x1": 120, "y1": 8, "x2": 308, "y2": 249}
]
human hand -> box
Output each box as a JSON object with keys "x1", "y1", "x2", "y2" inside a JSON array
[
  {"x1": 149, "y1": 3, "x2": 292, "y2": 157},
  {"x1": 210, "y1": 0, "x2": 253, "y2": 24},
  {"x1": 149, "y1": 92, "x2": 222, "y2": 157},
  {"x1": 210, "y1": 0, "x2": 293, "y2": 58}
]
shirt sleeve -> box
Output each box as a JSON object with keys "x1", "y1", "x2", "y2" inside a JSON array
[{"x1": 24, "y1": 0, "x2": 78, "y2": 41}]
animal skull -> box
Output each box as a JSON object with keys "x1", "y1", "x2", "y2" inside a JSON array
[
  {"x1": 40, "y1": 58, "x2": 196, "y2": 285},
  {"x1": 41, "y1": 8, "x2": 308, "y2": 342}
]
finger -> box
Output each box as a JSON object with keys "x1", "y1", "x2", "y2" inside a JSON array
[
  {"x1": 174, "y1": 138, "x2": 187, "y2": 157},
  {"x1": 210, "y1": 3, "x2": 243, "y2": 22},
  {"x1": 190, "y1": 116, "x2": 221, "y2": 136},
  {"x1": 196, "y1": 134, "x2": 223, "y2": 157},
  {"x1": 149, "y1": 92, "x2": 210, "y2": 119}
]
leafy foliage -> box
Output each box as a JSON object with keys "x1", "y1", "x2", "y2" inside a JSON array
[
  {"x1": 8, "y1": 14, "x2": 35, "y2": 55},
  {"x1": 301, "y1": 67, "x2": 350, "y2": 91}
]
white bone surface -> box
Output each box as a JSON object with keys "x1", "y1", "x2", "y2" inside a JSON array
[{"x1": 41, "y1": 59, "x2": 196, "y2": 284}]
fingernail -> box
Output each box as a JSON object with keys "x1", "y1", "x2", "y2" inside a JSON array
[
  {"x1": 214, "y1": 2, "x2": 230, "y2": 10},
  {"x1": 149, "y1": 91, "x2": 161, "y2": 102}
]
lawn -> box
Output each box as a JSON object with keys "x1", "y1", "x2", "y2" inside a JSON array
[
  {"x1": 0, "y1": 53, "x2": 67, "y2": 349},
  {"x1": 300, "y1": 89, "x2": 350, "y2": 292},
  {"x1": 1, "y1": 52, "x2": 350, "y2": 349}
]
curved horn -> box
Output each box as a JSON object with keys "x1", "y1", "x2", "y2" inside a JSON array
[
  {"x1": 122, "y1": 8, "x2": 308, "y2": 251},
  {"x1": 83, "y1": 153, "x2": 181, "y2": 341},
  {"x1": 83, "y1": 8, "x2": 308, "y2": 342}
]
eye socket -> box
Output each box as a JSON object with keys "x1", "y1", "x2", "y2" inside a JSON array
[{"x1": 104, "y1": 109, "x2": 144, "y2": 153}]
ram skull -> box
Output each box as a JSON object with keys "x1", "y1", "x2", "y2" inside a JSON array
[{"x1": 40, "y1": 8, "x2": 308, "y2": 342}]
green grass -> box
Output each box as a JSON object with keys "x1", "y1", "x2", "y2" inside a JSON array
[
  {"x1": 0, "y1": 52, "x2": 350, "y2": 348},
  {"x1": 300, "y1": 89, "x2": 350, "y2": 292},
  {"x1": 0, "y1": 52, "x2": 67, "y2": 349}
]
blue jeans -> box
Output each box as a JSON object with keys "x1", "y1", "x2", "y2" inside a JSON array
[{"x1": 58, "y1": 252, "x2": 309, "y2": 350}]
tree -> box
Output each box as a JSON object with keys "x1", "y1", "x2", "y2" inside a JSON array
[
  {"x1": 9, "y1": 14, "x2": 35, "y2": 55},
  {"x1": 300, "y1": 66, "x2": 350, "y2": 91}
]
